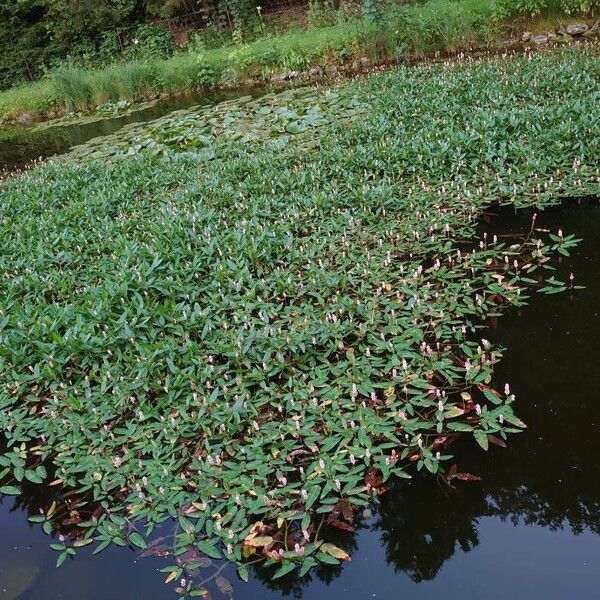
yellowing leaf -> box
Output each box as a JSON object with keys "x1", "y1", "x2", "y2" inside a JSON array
[
  {"x1": 165, "y1": 571, "x2": 179, "y2": 584},
  {"x1": 444, "y1": 406, "x2": 465, "y2": 418},
  {"x1": 244, "y1": 535, "x2": 273, "y2": 547},
  {"x1": 321, "y1": 543, "x2": 350, "y2": 561}
]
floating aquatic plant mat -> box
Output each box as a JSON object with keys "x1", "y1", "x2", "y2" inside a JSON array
[
  {"x1": 63, "y1": 86, "x2": 368, "y2": 162},
  {"x1": 0, "y1": 45, "x2": 598, "y2": 591}
]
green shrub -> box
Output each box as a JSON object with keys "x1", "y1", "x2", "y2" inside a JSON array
[
  {"x1": 560, "y1": 0, "x2": 598, "y2": 12},
  {"x1": 493, "y1": 0, "x2": 598, "y2": 19},
  {"x1": 307, "y1": 0, "x2": 338, "y2": 28},
  {"x1": 188, "y1": 25, "x2": 233, "y2": 51},
  {"x1": 354, "y1": 21, "x2": 397, "y2": 59},
  {"x1": 128, "y1": 24, "x2": 175, "y2": 60}
]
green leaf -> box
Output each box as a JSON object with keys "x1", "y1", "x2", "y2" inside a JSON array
[
  {"x1": 128, "y1": 532, "x2": 147, "y2": 549},
  {"x1": 93, "y1": 540, "x2": 111, "y2": 555},
  {"x1": 237, "y1": 563, "x2": 249, "y2": 583},
  {"x1": 306, "y1": 486, "x2": 321, "y2": 509},
  {"x1": 474, "y1": 431, "x2": 489, "y2": 451},
  {"x1": 196, "y1": 540, "x2": 221, "y2": 559},
  {"x1": 273, "y1": 561, "x2": 296, "y2": 579}
]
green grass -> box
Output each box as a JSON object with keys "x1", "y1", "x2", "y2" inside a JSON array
[
  {"x1": 0, "y1": 45, "x2": 598, "y2": 586},
  {"x1": 396, "y1": 0, "x2": 496, "y2": 55},
  {"x1": 50, "y1": 66, "x2": 95, "y2": 111}
]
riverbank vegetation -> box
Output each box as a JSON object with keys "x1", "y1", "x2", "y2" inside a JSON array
[
  {"x1": 0, "y1": 46, "x2": 598, "y2": 592},
  {"x1": 1, "y1": 0, "x2": 598, "y2": 123}
]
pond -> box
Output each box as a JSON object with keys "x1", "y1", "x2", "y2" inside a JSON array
[
  {"x1": 0, "y1": 86, "x2": 270, "y2": 174},
  {"x1": 1, "y1": 198, "x2": 598, "y2": 599}
]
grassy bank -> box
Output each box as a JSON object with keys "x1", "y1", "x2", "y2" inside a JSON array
[
  {"x1": 0, "y1": 45, "x2": 598, "y2": 587},
  {"x1": 1, "y1": 0, "x2": 591, "y2": 124}
]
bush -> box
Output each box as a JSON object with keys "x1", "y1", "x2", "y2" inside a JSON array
[
  {"x1": 188, "y1": 25, "x2": 233, "y2": 51},
  {"x1": 493, "y1": 0, "x2": 598, "y2": 19},
  {"x1": 126, "y1": 24, "x2": 176, "y2": 60},
  {"x1": 307, "y1": 0, "x2": 338, "y2": 28},
  {"x1": 561, "y1": 0, "x2": 598, "y2": 12}
]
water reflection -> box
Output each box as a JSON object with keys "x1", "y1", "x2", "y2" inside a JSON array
[
  {"x1": 1, "y1": 199, "x2": 599, "y2": 599},
  {"x1": 0, "y1": 86, "x2": 266, "y2": 172}
]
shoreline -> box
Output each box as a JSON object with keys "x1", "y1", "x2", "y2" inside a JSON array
[{"x1": 0, "y1": 10, "x2": 597, "y2": 128}]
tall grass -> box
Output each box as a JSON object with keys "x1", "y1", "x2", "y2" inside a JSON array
[
  {"x1": 396, "y1": 0, "x2": 494, "y2": 56},
  {"x1": 155, "y1": 54, "x2": 208, "y2": 92},
  {"x1": 91, "y1": 67, "x2": 124, "y2": 105},
  {"x1": 0, "y1": 80, "x2": 55, "y2": 121},
  {"x1": 51, "y1": 66, "x2": 94, "y2": 111},
  {"x1": 114, "y1": 61, "x2": 155, "y2": 98},
  {"x1": 90, "y1": 62, "x2": 156, "y2": 105}
]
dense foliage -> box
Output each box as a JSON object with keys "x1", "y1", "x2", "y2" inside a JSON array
[
  {"x1": 2, "y1": 0, "x2": 598, "y2": 92},
  {"x1": 0, "y1": 0, "x2": 256, "y2": 89},
  {"x1": 0, "y1": 46, "x2": 599, "y2": 593},
  {"x1": 494, "y1": 0, "x2": 599, "y2": 20}
]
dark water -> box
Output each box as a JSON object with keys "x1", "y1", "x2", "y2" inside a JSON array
[
  {"x1": 0, "y1": 87, "x2": 265, "y2": 173},
  {"x1": 1, "y1": 198, "x2": 599, "y2": 599}
]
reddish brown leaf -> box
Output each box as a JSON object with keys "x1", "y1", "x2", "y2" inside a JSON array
[
  {"x1": 139, "y1": 544, "x2": 171, "y2": 559},
  {"x1": 365, "y1": 467, "x2": 381, "y2": 487},
  {"x1": 448, "y1": 472, "x2": 481, "y2": 481},
  {"x1": 329, "y1": 518, "x2": 354, "y2": 532},
  {"x1": 329, "y1": 499, "x2": 355, "y2": 523},
  {"x1": 177, "y1": 545, "x2": 202, "y2": 565},
  {"x1": 338, "y1": 499, "x2": 354, "y2": 521},
  {"x1": 181, "y1": 504, "x2": 199, "y2": 515},
  {"x1": 488, "y1": 434, "x2": 507, "y2": 448},
  {"x1": 62, "y1": 511, "x2": 81, "y2": 526},
  {"x1": 139, "y1": 536, "x2": 171, "y2": 559},
  {"x1": 215, "y1": 575, "x2": 234, "y2": 597},
  {"x1": 286, "y1": 449, "x2": 312, "y2": 463}
]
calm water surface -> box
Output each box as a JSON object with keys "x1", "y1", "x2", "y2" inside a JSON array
[
  {"x1": 0, "y1": 86, "x2": 268, "y2": 173},
  {"x1": 1, "y1": 200, "x2": 599, "y2": 599}
]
